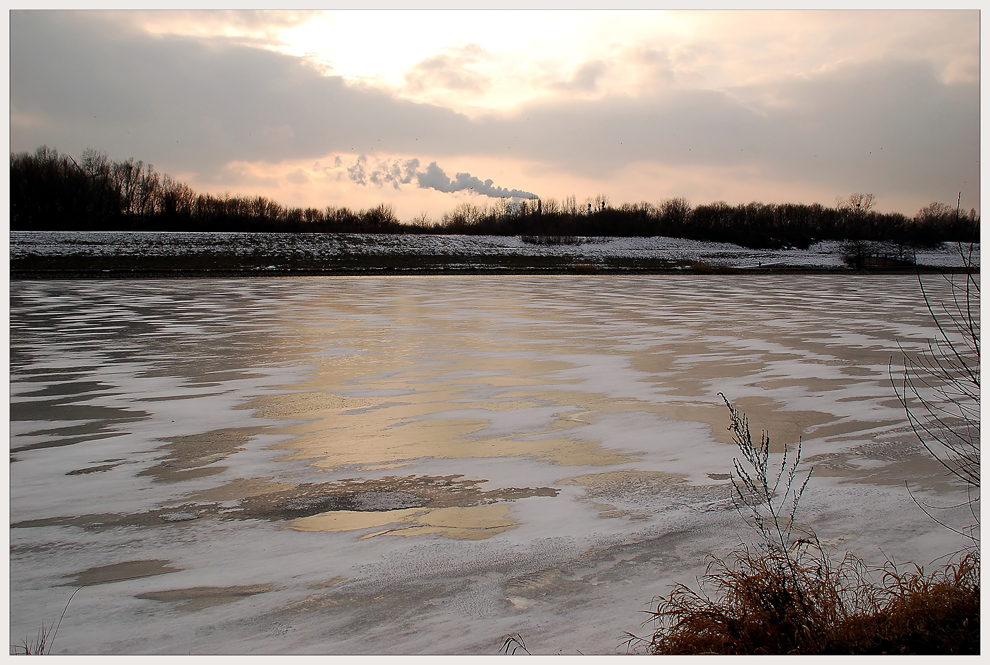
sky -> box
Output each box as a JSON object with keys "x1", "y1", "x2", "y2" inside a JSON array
[{"x1": 7, "y1": 7, "x2": 982, "y2": 222}]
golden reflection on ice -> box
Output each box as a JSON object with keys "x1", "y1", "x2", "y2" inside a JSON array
[
  {"x1": 288, "y1": 504, "x2": 515, "y2": 540},
  {"x1": 249, "y1": 350, "x2": 641, "y2": 470},
  {"x1": 237, "y1": 275, "x2": 934, "y2": 542}
]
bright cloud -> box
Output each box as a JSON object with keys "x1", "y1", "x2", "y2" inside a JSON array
[
  {"x1": 8, "y1": 9, "x2": 980, "y2": 221},
  {"x1": 269, "y1": 10, "x2": 979, "y2": 115}
]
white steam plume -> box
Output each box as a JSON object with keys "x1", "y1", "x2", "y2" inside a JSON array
[{"x1": 325, "y1": 155, "x2": 538, "y2": 200}]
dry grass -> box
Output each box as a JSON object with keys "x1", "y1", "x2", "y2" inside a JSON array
[
  {"x1": 642, "y1": 396, "x2": 980, "y2": 655},
  {"x1": 10, "y1": 625, "x2": 53, "y2": 656},
  {"x1": 9, "y1": 587, "x2": 82, "y2": 656},
  {"x1": 646, "y1": 544, "x2": 979, "y2": 655}
]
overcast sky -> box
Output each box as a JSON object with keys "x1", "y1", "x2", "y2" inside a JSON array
[{"x1": 8, "y1": 8, "x2": 981, "y2": 221}]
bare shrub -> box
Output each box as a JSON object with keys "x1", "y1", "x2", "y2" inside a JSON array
[
  {"x1": 641, "y1": 397, "x2": 980, "y2": 655},
  {"x1": 892, "y1": 243, "x2": 979, "y2": 544}
]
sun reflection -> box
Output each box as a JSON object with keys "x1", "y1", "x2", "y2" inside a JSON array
[{"x1": 289, "y1": 504, "x2": 516, "y2": 540}]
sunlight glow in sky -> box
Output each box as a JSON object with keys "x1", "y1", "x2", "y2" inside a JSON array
[
  {"x1": 8, "y1": 9, "x2": 981, "y2": 222},
  {"x1": 278, "y1": 11, "x2": 694, "y2": 114}
]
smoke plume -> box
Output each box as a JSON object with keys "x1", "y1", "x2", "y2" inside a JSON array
[{"x1": 327, "y1": 155, "x2": 538, "y2": 200}]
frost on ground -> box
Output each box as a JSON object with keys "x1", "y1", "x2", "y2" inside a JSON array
[
  {"x1": 8, "y1": 275, "x2": 977, "y2": 655},
  {"x1": 9, "y1": 231, "x2": 979, "y2": 270}
]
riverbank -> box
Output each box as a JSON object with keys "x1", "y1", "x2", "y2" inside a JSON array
[{"x1": 9, "y1": 232, "x2": 978, "y2": 278}]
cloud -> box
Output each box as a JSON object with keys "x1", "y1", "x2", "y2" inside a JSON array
[
  {"x1": 101, "y1": 9, "x2": 319, "y2": 45},
  {"x1": 9, "y1": 11, "x2": 474, "y2": 176},
  {"x1": 636, "y1": 49, "x2": 676, "y2": 87},
  {"x1": 555, "y1": 60, "x2": 608, "y2": 93},
  {"x1": 286, "y1": 168, "x2": 309, "y2": 185},
  {"x1": 476, "y1": 57, "x2": 977, "y2": 205},
  {"x1": 9, "y1": 11, "x2": 978, "y2": 215},
  {"x1": 403, "y1": 44, "x2": 491, "y2": 94}
]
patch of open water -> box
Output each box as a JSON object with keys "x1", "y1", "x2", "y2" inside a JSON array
[{"x1": 8, "y1": 275, "x2": 976, "y2": 654}]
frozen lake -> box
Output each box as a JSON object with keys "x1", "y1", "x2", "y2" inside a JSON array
[{"x1": 9, "y1": 275, "x2": 975, "y2": 654}]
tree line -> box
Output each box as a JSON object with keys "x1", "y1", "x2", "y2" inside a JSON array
[
  {"x1": 10, "y1": 146, "x2": 405, "y2": 234},
  {"x1": 10, "y1": 146, "x2": 979, "y2": 249},
  {"x1": 428, "y1": 193, "x2": 977, "y2": 249}
]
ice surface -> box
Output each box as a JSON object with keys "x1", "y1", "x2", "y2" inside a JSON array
[{"x1": 8, "y1": 274, "x2": 978, "y2": 655}]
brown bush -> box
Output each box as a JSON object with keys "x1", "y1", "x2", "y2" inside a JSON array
[
  {"x1": 647, "y1": 545, "x2": 978, "y2": 655},
  {"x1": 645, "y1": 396, "x2": 979, "y2": 655}
]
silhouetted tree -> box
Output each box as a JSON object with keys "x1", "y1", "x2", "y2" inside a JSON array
[{"x1": 8, "y1": 146, "x2": 981, "y2": 245}]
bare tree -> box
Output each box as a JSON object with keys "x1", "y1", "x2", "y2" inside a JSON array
[
  {"x1": 914, "y1": 201, "x2": 956, "y2": 225},
  {"x1": 441, "y1": 201, "x2": 485, "y2": 227},
  {"x1": 892, "y1": 243, "x2": 979, "y2": 544},
  {"x1": 491, "y1": 196, "x2": 513, "y2": 219},
  {"x1": 659, "y1": 197, "x2": 691, "y2": 226},
  {"x1": 563, "y1": 194, "x2": 579, "y2": 216},
  {"x1": 541, "y1": 197, "x2": 560, "y2": 215},
  {"x1": 836, "y1": 192, "x2": 876, "y2": 214}
]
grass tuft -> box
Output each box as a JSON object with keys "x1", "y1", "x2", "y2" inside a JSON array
[
  {"x1": 500, "y1": 633, "x2": 531, "y2": 655},
  {"x1": 9, "y1": 586, "x2": 83, "y2": 656},
  {"x1": 647, "y1": 543, "x2": 979, "y2": 654},
  {"x1": 10, "y1": 625, "x2": 52, "y2": 656},
  {"x1": 644, "y1": 397, "x2": 980, "y2": 655}
]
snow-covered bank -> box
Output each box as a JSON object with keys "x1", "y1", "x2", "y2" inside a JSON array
[{"x1": 9, "y1": 231, "x2": 979, "y2": 271}]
